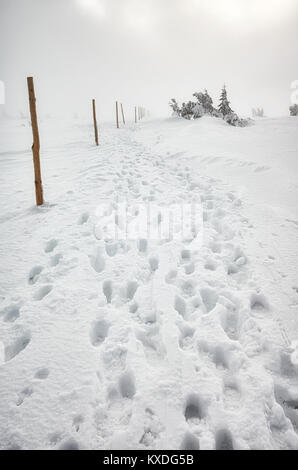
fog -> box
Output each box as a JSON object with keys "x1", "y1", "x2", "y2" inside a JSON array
[{"x1": 0, "y1": 0, "x2": 297, "y2": 121}]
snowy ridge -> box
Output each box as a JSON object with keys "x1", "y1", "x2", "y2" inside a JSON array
[{"x1": 0, "y1": 120, "x2": 298, "y2": 450}]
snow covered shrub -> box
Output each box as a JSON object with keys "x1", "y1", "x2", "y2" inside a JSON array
[
  {"x1": 193, "y1": 89, "x2": 215, "y2": 115},
  {"x1": 192, "y1": 103, "x2": 204, "y2": 119},
  {"x1": 169, "y1": 98, "x2": 181, "y2": 117},
  {"x1": 290, "y1": 104, "x2": 298, "y2": 116},
  {"x1": 224, "y1": 112, "x2": 239, "y2": 126},
  {"x1": 180, "y1": 101, "x2": 195, "y2": 120},
  {"x1": 252, "y1": 107, "x2": 265, "y2": 117},
  {"x1": 224, "y1": 112, "x2": 252, "y2": 127},
  {"x1": 169, "y1": 85, "x2": 251, "y2": 127}
]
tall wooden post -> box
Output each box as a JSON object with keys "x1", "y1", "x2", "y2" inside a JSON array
[
  {"x1": 92, "y1": 99, "x2": 99, "y2": 146},
  {"x1": 120, "y1": 103, "x2": 125, "y2": 125},
  {"x1": 116, "y1": 101, "x2": 119, "y2": 129},
  {"x1": 135, "y1": 106, "x2": 137, "y2": 123},
  {"x1": 27, "y1": 77, "x2": 43, "y2": 206}
]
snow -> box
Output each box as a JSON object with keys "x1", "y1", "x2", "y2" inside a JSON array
[{"x1": 0, "y1": 115, "x2": 298, "y2": 450}]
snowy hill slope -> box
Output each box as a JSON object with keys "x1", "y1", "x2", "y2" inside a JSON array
[{"x1": 0, "y1": 117, "x2": 298, "y2": 450}]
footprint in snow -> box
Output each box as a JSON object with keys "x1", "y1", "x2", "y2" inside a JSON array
[
  {"x1": 129, "y1": 301, "x2": 138, "y2": 314},
  {"x1": 209, "y1": 241, "x2": 222, "y2": 254},
  {"x1": 49, "y1": 253, "x2": 63, "y2": 267},
  {"x1": 4, "y1": 329, "x2": 31, "y2": 362},
  {"x1": 90, "y1": 319, "x2": 109, "y2": 346},
  {"x1": 180, "y1": 279, "x2": 196, "y2": 297},
  {"x1": 28, "y1": 266, "x2": 43, "y2": 285},
  {"x1": 200, "y1": 287, "x2": 218, "y2": 313},
  {"x1": 215, "y1": 429, "x2": 234, "y2": 450},
  {"x1": 185, "y1": 262, "x2": 195, "y2": 275},
  {"x1": 220, "y1": 307, "x2": 240, "y2": 341},
  {"x1": 149, "y1": 256, "x2": 159, "y2": 272},
  {"x1": 35, "y1": 367, "x2": 50, "y2": 380},
  {"x1": 72, "y1": 414, "x2": 84, "y2": 432},
  {"x1": 16, "y1": 386, "x2": 34, "y2": 406},
  {"x1": 250, "y1": 292, "x2": 270, "y2": 314},
  {"x1": 198, "y1": 340, "x2": 230, "y2": 370},
  {"x1": 184, "y1": 393, "x2": 206, "y2": 422},
  {"x1": 119, "y1": 371, "x2": 136, "y2": 399},
  {"x1": 78, "y1": 212, "x2": 89, "y2": 225},
  {"x1": 126, "y1": 281, "x2": 139, "y2": 301},
  {"x1": 180, "y1": 432, "x2": 200, "y2": 450},
  {"x1": 105, "y1": 241, "x2": 118, "y2": 257},
  {"x1": 204, "y1": 259, "x2": 217, "y2": 272},
  {"x1": 274, "y1": 384, "x2": 298, "y2": 432},
  {"x1": 138, "y1": 239, "x2": 148, "y2": 253},
  {"x1": 178, "y1": 322, "x2": 195, "y2": 349},
  {"x1": 44, "y1": 239, "x2": 58, "y2": 253},
  {"x1": 174, "y1": 295, "x2": 187, "y2": 318},
  {"x1": 102, "y1": 280, "x2": 113, "y2": 304},
  {"x1": 89, "y1": 248, "x2": 105, "y2": 273},
  {"x1": 165, "y1": 270, "x2": 177, "y2": 284},
  {"x1": 139, "y1": 408, "x2": 163, "y2": 448},
  {"x1": 0, "y1": 304, "x2": 20, "y2": 323},
  {"x1": 34, "y1": 285, "x2": 53, "y2": 301},
  {"x1": 58, "y1": 438, "x2": 79, "y2": 450}
]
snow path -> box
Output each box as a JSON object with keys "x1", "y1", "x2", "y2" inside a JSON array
[{"x1": 0, "y1": 122, "x2": 298, "y2": 450}]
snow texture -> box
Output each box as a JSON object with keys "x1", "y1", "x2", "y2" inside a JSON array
[{"x1": 0, "y1": 115, "x2": 298, "y2": 450}]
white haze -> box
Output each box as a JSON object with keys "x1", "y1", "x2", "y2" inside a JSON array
[{"x1": 0, "y1": 0, "x2": 297, "y2": 121}]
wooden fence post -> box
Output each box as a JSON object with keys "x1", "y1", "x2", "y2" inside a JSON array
[
  {"x1": 135, "y1": 106, "x2": 137, "y2": 124},
  {"x1": 116, "y1": 101, "x2": 119, "y2": 129},
  {"x1": 120, "y1": 103, "x2": 125, "y2": 125},
  {"x1": 92, "y1": 99, "x2": 99, "y2": 146},
  {"x1": 27, "y1": 77, "x2": 43, "y2": 206}
]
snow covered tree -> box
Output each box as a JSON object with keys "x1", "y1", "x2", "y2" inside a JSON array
[
  {"x1": 169, "y1": 98, "x2": 181, "y2": 117},
  {"x1": 203, "y1": 89, "x2": 214, "y2": 114},
  {"x1": 180, "y1": 101, "x2": 195, "y2": 120},
  {"x1": 218, "y1": 85, "x2": 233, "y2": 116},
  {"x1": 193, "y1": 89, "x2": 214, "y2": 115},
  {"x1": 192, "y1": 103, "x2": 204, "y2": 119},
  {"x1": 290, "y1": 104, "x2": 298, "y2": 116}
]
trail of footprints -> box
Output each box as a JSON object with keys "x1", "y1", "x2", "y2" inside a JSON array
[
  {"x1": 2, "y1": 131, "x2": 297, "y2": 449},
  {"x1": 85, "y1": 135, "x2": 298, "y2": 450},
  {"x1": 0, "y1": 238, "x2": 61, "y2": 375},
  {"x1": 0, "y1": 235, "x2": 61, "y2": 444}
]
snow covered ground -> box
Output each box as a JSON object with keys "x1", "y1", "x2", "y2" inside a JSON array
[{"x1": 0, "y1": 115, "x2": 298, "y2": 450}]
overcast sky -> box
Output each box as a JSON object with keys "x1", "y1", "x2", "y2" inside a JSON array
[{"x1": 0, "y1": 0, "x2": 297, "y2": 121}]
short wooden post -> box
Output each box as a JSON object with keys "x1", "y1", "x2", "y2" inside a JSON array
[
  {"x1": 120, "y1": 103, "x2": 125, "y2": 125},
  {"x1": 135, "y1": 106, "x2": 137, "y2": 124},
  {"x1": 27, "y1": 77, "x2": 43, "y2": 206},
  {"x1": 116, "y1": 101, "x2": 119, "y2": 129},
  {"x1": 92, "y1": 99, "x2": 99, "y2": 146}
]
